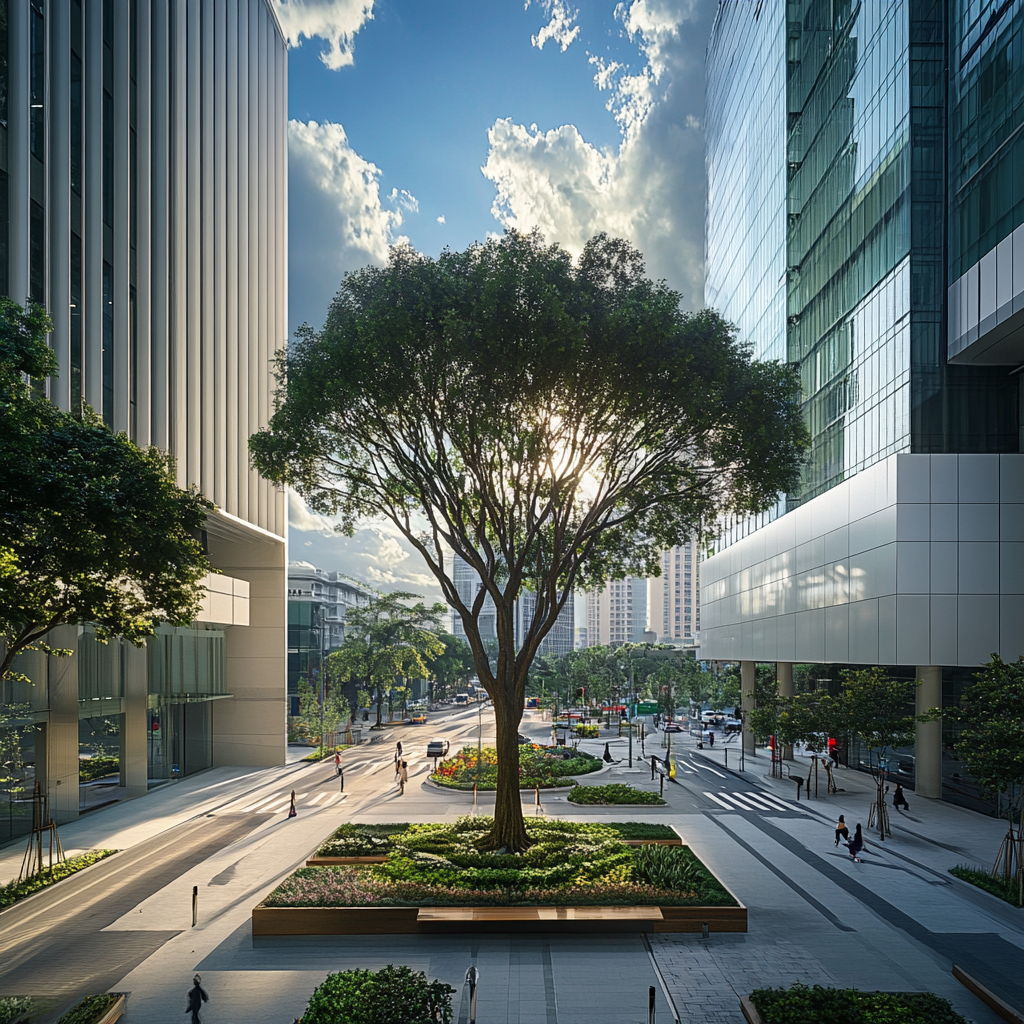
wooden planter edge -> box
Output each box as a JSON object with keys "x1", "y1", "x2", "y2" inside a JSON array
[{"x1": 95, "y1": 993, "x2": 127, "y2": 1024}]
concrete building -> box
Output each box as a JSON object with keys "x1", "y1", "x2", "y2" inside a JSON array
[
  {"x1": 286, "y1": 563, "x2": 372, "y2": 714},
  {"x1": 701, "y1": 0, "x2": 1024, "y2": 812},
  {"x1": 584, "y1": 578, "x2": 647, "y2": 647},
  {"x1": 1, "y1": 0, "x2": 288, "y2": 837},
  {"x1": 646, "y1": 543, "x2": 701, "y2": 644}
]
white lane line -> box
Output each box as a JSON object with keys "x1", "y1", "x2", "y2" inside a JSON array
[
  {"x1": 242, "y1": 795, "x2": 285, "y2": 812},
  {"x1": 674, "y1": 762, "x2": 697, "y2": 774},
  {"x1": 307, "y1": 793, "x2": 327, "y2": 805},
  {"x1": 720, "y1": 792, "x2": 761, "y2": 810},
  {"x1": 703, "y1": 791, "x2": 736, "y2": 810},
  {"x1": 732, "y1": 792, "x2": 776, "y2": 810},
  {"x1": 690, "y1": 759, "x2": 727, "y2": 778}
]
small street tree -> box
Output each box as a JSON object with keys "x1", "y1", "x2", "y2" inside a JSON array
[
  {"x1": 426, "y1": 632, "x2": 476, "y2": 701},
  {"x1": 251, "y1": 231, "x2": 808, "y2": 849},
  {"x1": 326, "y1": 592, "x2": 445, "y2": 727},
  {"x1": 0, "y1": 300, "x2": 212, "y2": 682},
  {"x1": 946, "y1": 654, "x2": 1024, "y2": 890}
]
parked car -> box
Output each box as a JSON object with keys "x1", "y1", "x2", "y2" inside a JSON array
[
  {"x1": 663, "y1": 722, "x2": 683, "y2": 734},
  {"x1": 410, "y1": 712, "x2": 428, "y2": 724},
  {"x1": 426, "y1": 739, "x2": 450, "y2": 758}
]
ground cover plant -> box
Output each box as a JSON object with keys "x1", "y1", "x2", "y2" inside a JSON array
[
  {"x1": 0, "y1": 850, "x2": 116, "y2": 911},
  {"x1": 430, "y1": 744, "x2": 600, "y2": 790},
  {"x1": 55, "y1": 994, "x2": 123, "y2": 1024},
  {"x1": 302, "y1": 965, "x2": 454, "y2": 1024},
  {"x1": 568, "y1": 783, "x2": 665, "y2": 805},
  {"x1": 749, "y1": 984, "x2": 968, "y2": 1024},
  {"x1": 950, "y1": 864, "x2": 1023, "y2": 907},
  {"x1": 316, "y1": 824, "x2": 412, "y2": 858},
  {"x1": 265, "y1": 817, "x2": 734, "y2": 908},
  {"x1": 604, "y1": 822, "x2": 679, "y2": 840},
  {"x1": 0, "y1": 998, "x2": 33, "y2": 1024}
]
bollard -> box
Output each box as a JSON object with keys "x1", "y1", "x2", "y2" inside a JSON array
[
  {"x1": 648, "y1": 984, "x2": 656, "y2": 1024},
  {"x1": 466, "y1": 966, "x2": 479, "y2": 1024},
  {"x1": 724, "y1": 750, "x2": 728, "y2": 770},
  {"x1": 659, "y1": 773, "x2": 664, "y2": 797},
  {"x1": 702, "y1": 922, "x2": 709, "y2": 940},
  {"x1": 535, "y1": 784, "x2": 540, "y2": 807},
  {"x1": 651, "y1": 756, "x2": 656, "y2": 781},
  {"x1": 192, "y1": 885, "x2": 198, "y2": 928},
  {"x1": 472, "y1": 782, "x2": 478, "y2": 810}
]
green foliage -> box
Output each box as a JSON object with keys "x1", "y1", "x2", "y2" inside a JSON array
[
  {"x1": 575, "y1": 723, "x2": 600, "y2": 738},
  {"x1": 749, "y1": 984, "x2": 969, "y2": 1024},
  {"x1": 950, "y1": 864, "x2": 1024, "y2": 907},
  {"x1": 55, "y1": 994, "x2": 122, "y2": 1024},
  {"x1": 0, "y1": 298, "x2": 213, "y2": 681},
  {"x1": 430, "y1": 744, "x2": 600, "y2": 790},
  {"x1": 0, "y1": 997, "x2": 33, "y2": 1024},
  {"x1": 250, "y1": 230, "x2": 808, "y2": 849},
  {"x1": 631, "y1": 846, "x2": 730, "y2": 904},
  {"x1": 568, "y1": 783, "x2": 665, "y2": 805},
  {"x1": 78, "y1": 757, "x2": 119, "y2": 783},
  {"x1": 0, "y1": 850, "x2": 117, "y2": 910},
  {"x1": 425, "y1": 633, "x2": 475, "y2": 698},
  {"x1": 840, "y1": 668, "x2": 918, "y2": 760},
  {"x1": 318, "y1": 823, "x2": 412, "y2": 858},
  {"x1": 303, "y1": 965, "x2": 455, "y2": 1024},
  {"x1": 945, "y1": 655, "x2": 1024, "y2": 817},
  {"x1": 603, "y1": 822, "x2": 679, "y2": 840}
]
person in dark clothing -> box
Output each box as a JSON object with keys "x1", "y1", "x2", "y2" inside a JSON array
[
  {"x1": 893, "y1": 783, "x2": 909, "y2": 810},
  {"x1": 708, "y1": 731, "x2": 715, "y2": 747},
  {"x1": 186, "y1": 975, "x2": 209, "y2": 1024},
  {"x1": 846, "y1": 823, "x2": 864, "y2": 862},
  {"x1": 834, "y1": 814, "x2": 850, "y2": 847}
]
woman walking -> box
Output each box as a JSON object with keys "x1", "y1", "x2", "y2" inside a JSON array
[
  {"x1": 846, "y1": 823, "x2": 864, "y2": 862},
  {"x1": 834, "y1": 814, "x2": 850, "y2": 847},
  {"x1": 398, "y1": 760, "x2": 409, "y2": 795}
]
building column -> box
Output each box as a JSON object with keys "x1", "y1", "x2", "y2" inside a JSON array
[
  {"x1": 45, "y1": 626, "x2": 81, "y2": 825},
  {"x1": 915, "y1": 666, "x2": 942, "y2": 799},
  {"x1": 741, "y1": 660, "x2": 756, "y2": 758},
  {"x1": 120, "y1": 643, "x2": 148, "y2": 798},
  {"x1": 777, "y1": 662, "x2": 794, "y2": 760}
]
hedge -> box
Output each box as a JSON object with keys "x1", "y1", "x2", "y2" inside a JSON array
[
  {"x1": 749, "y1": 985, "x2": 969, "y2": 1024},
  {"x1": 0, "y1": 851, "x2": 117, "y2": 911},
  {"x1": 568, "y1": 783, "x2": 666, "y2": 805},
  {"x1": 302, "y1": 965, "x2": 454, "y2": 1024}
]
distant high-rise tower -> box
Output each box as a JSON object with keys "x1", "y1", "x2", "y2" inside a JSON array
[
  {"x1": 646, "y1": 543, "x2": 700, "y2": 644},
  {"x1": 584, "y1": 577, "x2": 647, "y2": 646}
]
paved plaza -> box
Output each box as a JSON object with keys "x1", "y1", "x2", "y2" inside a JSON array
[{"x1": 0, "y1": 709, "x2": 1020, "y2": 1023}]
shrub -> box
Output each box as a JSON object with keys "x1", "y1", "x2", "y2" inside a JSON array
[
  {"x1": 79, "y1": 757, "x2": 120, "y2": 783},
  {"x1": 317, "y1": 824, "x2": 411, "y2": 858},
  {"x1": 575, "y1": 723, "x2": 600, "y2": 738},
  {"x1": 0, "y1": 997, "x2": 33, "y2": 1024},
  {"x1": 56, "y1": 994, "x2": 123, "y2": 1024},
  {"x1": 302, "y1": 964, "x2": 455, "y2": 1024},
  {"x1": 430, "y1": 744, "x2": 599, "y2": 790},
  {"x1": 0, "y1": 851, "x2": 117, "y2": 910},
  {"x1": 749, "y1": 984, "x2": 969, "y2": 1024},
  {"x1": 604, "y1": 823, "x2": 679, "y2": 840},
  {"x1": 631, "y1": 846, "x2": 732, "y2": 905},
  {"x1": 568, "y1": 784, "x2": 665, "y2": 805},
  {"x1": 950, "y1": 864, "x2": 1023, "y2": 907}
]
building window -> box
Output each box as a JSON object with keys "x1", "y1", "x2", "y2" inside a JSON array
[
  {"x1": 70, "y1": 232, "x2": 82, "y2": 414},
  {"x1": 29, "y1": 3, "x2": 43, "y2": 161},
  {"x1": 102, "y1": 261, "x2": 113, "y2": 424},
  {"x1": 70, "y1": 53, "x2": 82, "y2": 194},
  {"x1": 29, "y1": 201, "x2": 44, "y2": 302}
]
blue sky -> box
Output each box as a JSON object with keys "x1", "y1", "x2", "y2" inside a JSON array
[{"x1": 277, "y1": 0, "x2": 718, "y2": 609}]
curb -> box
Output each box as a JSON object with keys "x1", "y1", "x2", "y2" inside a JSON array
[{"x1": 953, "y1": 965, "x2": 1024, "y2": 1024}]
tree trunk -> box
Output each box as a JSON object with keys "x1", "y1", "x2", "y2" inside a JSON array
[{"x1": 479, "y1": 694, "x2": 531, "y2": 851}]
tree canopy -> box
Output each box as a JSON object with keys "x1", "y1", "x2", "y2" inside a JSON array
[
  {"x1": 0, "y1": 300, "x2": 213, "y2": 681},
  {"x1": 250, "y1": 231, "x2": 808, "y2": 848}
]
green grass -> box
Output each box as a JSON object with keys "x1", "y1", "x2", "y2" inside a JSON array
[
  {"x1": 950, "y1": 864, "x2": 1023, "y2": 907},
  {"x1": 604, "y1": 822, "x2": 679, "y2": 840},
  {"x1": 749, "y1": 984, "x2": 969, "y2": 1024},
  {"x1": 0, "y1": 851, "x2": 117, "y2": 911},
  {"x1": 568, "y1": 783, "x2": 666, "y2": 805}
]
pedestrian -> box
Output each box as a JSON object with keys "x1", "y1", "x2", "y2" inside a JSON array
[
  {"x1": 338, "y1": 763, "x2": 345, "y2": 792},
  {"x1": 287, "y1": 789, "x2": 296, "y2": 818},
  {"x1": 893, "y1": 782, "x2": 909, "y2": 811},
  {"x1": 708, "y1": 730, "x2": 715, "y2": 748},
  {"x1": 186, "y1": 974, "x2": 209, "y2": 1024},
  {"x1": 335, "y1": 750, "x2": 341, "y2": 773},
  {"x1": 834, "y1": 814, "x2": 849, "y2": 847},
  {"x1": 846, "y1": 823, "x2": 864, "y2": 862},
  {"x1": 395, "y1": 740, "x2": 403, "y2": 761},
  {"x1": 398, "y1": 760, "x2": 408, "y2": 795}
]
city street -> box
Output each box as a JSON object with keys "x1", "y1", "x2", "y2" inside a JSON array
[{"x1": 0, "y1": 707, "x2": 1020, "y2": 1023}]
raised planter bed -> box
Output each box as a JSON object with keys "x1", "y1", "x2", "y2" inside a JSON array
[
  {"x1": 622, "y1": 838, "x2": 682, "y2": 846},
  {"x1": 252, "y1": 901, "x2": 746, "y2": 937},
  {"x1": 306, "y1": 856, "x2": 388, "y2": 866}
]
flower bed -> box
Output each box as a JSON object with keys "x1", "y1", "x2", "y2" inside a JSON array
[
  {"x1": 568, "y1": 783, "x2": 665, "y2": 805},
  {"x1": 265, "y1": 818, "x2": 734, "y2": 909},
  {"x1": 949, "y1": 864, "x2": 1023, "y2": 907},
  {"x1": 316, "y1": 823, "x2": 412, "y2": 858},
  {"x1": 56, "y1": 994, "x2": 125, "y2": 1024},
  {"x1": 747, "y1": 985, "x2": 969, "y2": 1024},
  {"x1": 0, "y1": 851, "x2": 117, "y2": 911},
  {"x1": 429, "y1": 744, "x2": 601, "y2": 790}
]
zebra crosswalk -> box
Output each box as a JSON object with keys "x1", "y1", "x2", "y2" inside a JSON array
[
  {"x1": 219, "y1": 790, "x2": 348, "y2": 814},
  {"x1": 703, "y1": 789, "x2": 798, "y2": 813}
]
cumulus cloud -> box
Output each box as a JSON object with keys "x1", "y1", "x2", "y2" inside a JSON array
[
  {"x1": 437, "y1": 215, "x2": 446, "y2": 224},
  {"x1": 288, "y1": 489, "x2": 339, "y2": 535},
  {"x1": 482, "y1": 0, "x2": 714, "y2": 307},
  {"x1": 527, "y1": 0, "x2": 580, "y2": 52},
  {"x1": 273, "y1": 0, "x2": 374, "y2": 71},
  {"x1": 289, "y1": 119, "x2": 416, "y2": 332}
]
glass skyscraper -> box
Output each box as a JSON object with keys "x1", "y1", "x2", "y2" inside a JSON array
[{"x1": 701, "y1": 0, "x2": 1024, "y2": 811}]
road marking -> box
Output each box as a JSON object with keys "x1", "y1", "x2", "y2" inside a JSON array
[
  {"x1": 674, "y1": 762, "x2": 697, "y2": 774},
  {"x1": 722, "y1": 792, "x2": 766, "y2": 811},
  {"x1": 690, "y1": 759, "x2": 727, "y2": 778},
  {"x1": 703, "y1": 791, "x2": 735, "y2": 809},
  {"x1": 755, "y1": 792, "x2": 798, "y2": 812},
  {"x1": 308, "y1": 793, "x2": 327, "y2": 805}
]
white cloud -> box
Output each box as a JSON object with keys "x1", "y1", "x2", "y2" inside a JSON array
[
  {"x1": 288, "y1": 119, "x2": 415, "y2": 331},
  {"x1": 288, "y1": 489, "x2": 338, "y2": 535},
  {"x1": 437, "y1": 215, "x2": 446, "y2": 224},
  {"x1": 481, "y1": 0, "x2": 713, "y2": 307},
  {"x1": 273, "y1": 0, "x2": 374, "y2": 71},
  {"x1": 527, "y1": 0, "x2": 580, "y2": 52}
]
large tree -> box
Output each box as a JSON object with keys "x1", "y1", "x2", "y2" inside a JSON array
[
  {"x1": 251, "y1": 231, "x2": 808, "y2": 849},
  {"x1": 0, "y1": 300, "x2": 213, "y2": 681}
]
